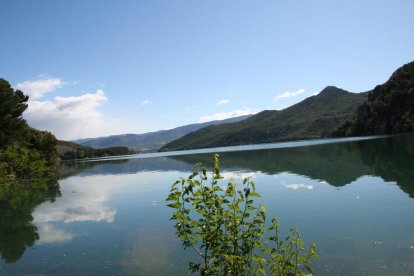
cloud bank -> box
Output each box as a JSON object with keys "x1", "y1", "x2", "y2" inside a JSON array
[{"x1": 17, "y1": 77, "x2": 123, "y2": 140}]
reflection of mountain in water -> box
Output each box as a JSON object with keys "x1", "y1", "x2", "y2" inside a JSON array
[
  {"x1": 59, "y1": 134, "x2": 414, "y2": 198},
  {"x1": 0, "y1": 179, "x2": 61, "y2": 263},
  {"x1": 59, "y1": 157, "x2": 194, "y2": 179},
  {"x1": 171, "y1": 134, "x2": 414, "y2": 198}
]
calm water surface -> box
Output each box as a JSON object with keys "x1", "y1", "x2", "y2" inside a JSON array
[{"x1": 1, "y1": 134, "x2": 414, "y2": 275}]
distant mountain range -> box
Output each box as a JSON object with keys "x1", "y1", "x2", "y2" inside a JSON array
[
  {"x1": 73, "y1": 115, "x2": 251, "y2": 152},
  {"x1": 160, "y1": 86, "x2": 367, "y2": 151}
]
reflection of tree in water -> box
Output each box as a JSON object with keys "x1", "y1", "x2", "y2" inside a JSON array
[
  {"x1": 0, "y1": 179, "x2": 61, "y2": 263},
  {"x1": 356, "y1": 134, "x2": 414, "y2": 198},
  {"x1": 172, "y1": 133, "x2": 414, "y2": 197},
  {"x1": 58, "y1": 157, "x2": 193, "y2": 179},
  {"x1": 171, "y1": 142, "x2": 372, "y2": 186},
  {"x1": 58, "y1": 159, "x2": 129, "y2": 179},
  {"x1": 57, "y1": 134, "x2": 414, "y2": 200}
]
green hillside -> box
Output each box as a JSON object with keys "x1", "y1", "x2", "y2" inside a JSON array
[
  {"x1": 160, "y1": 86, "x2": 367, "y2": 151},
  {"x1": 57, "y1": 140, "x2": 135, "y2": 160},
  {"x1": 333, "y1": 61, "x2": 414, "y2": 136}
]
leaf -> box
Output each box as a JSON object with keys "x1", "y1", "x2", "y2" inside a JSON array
[{"x1": 167, "y1": 202, "x2": 181, "y2": 209}]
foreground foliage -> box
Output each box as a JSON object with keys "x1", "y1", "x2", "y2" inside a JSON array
[{"x1": 166, "y1": 154, "x2": 317, "y2": 275}]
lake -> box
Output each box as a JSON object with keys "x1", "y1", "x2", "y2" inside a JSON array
[{"x1": 1, "y1": 134, "x2": 414, "y2": 275}]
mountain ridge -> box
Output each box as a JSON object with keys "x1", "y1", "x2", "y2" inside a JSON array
[
  {"x1": 160, "y1": 86, "x2": 368, "y2": 151},
  {"x1": 74, "y1": 115, "x2": 251, "y2": 152}
]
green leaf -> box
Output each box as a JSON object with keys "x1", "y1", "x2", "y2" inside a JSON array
[{"x1": 167, "y1": 202, "x2": 181, "y2": 209}]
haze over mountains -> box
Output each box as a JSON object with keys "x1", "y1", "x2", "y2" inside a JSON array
[{"x1": 74, "y1": 115, "x2": 251, "y2": 152}]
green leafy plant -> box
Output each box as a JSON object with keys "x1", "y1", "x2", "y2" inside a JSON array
[{"x1": 166, "y1": 154, "x2": 317, "y2": 275}]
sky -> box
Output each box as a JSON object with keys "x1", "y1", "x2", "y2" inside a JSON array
[{"x1": 1, "y1": 0, "x2": 413, "y2": 140}]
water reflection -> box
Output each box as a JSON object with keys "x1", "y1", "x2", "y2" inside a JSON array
[
  {"x1": 0, "y1": 179, "x2": 60, "y2": 263},
  {"x1": 2, "y1": 134, "x2": 413, "y2": 269},
  {"x1": 172, "y1": 133, "x2": 414, "y2": 197},
  {"x1": 59, "y1": 157, "x2": 193, "y2": 179},
  {"x1": 33, "y1": 176, "x2": 117, "y2": 225},
  {"x1": 30, "y1": 174, "x2": 137, "y2": 249},
  {"x1": 60, "y1": 133, "x2": 414, "y2": 197}
]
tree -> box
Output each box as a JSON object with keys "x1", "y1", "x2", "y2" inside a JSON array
[
  {"x1": 0, "y1": 78, "x2": 58, "y2": 182},
  {"x1": 166, "y1": 154, "x2": 317, "y2": 275},
  {"x1": 0, "y1": 78, "x2": 29, "y2": 148}
]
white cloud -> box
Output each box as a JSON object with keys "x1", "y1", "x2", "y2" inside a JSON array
[
  {"x1": 274, "y1": 88, "x2": 305, "y2": 100},
  {"x1": 15, "y1": 76, "x2": 128, "y2": 140},
  {"x1": 198, "y1": 108, "x2": 257, "y2": 123},
  {"x1": 215, "y1": 99, "x2": 229, "y2": 106},
  {"x1": 312, "y1": 91, "x2": 320, "y2": 96},
  {"x1": 24, "y1": 88, "x2": 124, "y2": 140},
  {"x1": 15, "y1": 77, "x2": 63, "y2": 100},
  {"x1": 142, "y1": 100, "x2": 153, "y2": 105}
]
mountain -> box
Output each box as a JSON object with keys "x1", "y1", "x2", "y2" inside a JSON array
[
  {"x1": 160, "y1": 87, "x2": 367, "y2": 151},
  {"x1": 74, "y1": 115, "x2": 251, "y2": 152},
  {"x1": 333, "y1": 61, "x2": 414, "y2": 136}
]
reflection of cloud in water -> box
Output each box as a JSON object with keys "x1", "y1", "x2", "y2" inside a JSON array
[
  {"x1": 285, "y1": 184, "x2": 314, "y2": 190},
  {"x1": 33, "y1": 176, "x2": 118, "y2": 224},
  {"x1": 220, "y1": 171, "x2": 259, "y2": 180},
  {"x1": 280, "y1": 180, "x2": 314, "y2": 190},
  {"x1": 36, "y1": 223, "x2": 74, "y2": 244},
  {"x1": 32, "y1": 174, "x2": 138, "y2": 244}
]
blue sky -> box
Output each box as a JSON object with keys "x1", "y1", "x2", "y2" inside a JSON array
[{"x1": 1, "y1": 0, "x2": 413, "y2": 140}]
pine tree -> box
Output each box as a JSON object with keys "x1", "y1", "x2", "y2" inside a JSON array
[{"x1": 0, "y1": 78, "x2": 29, "y2": 148}]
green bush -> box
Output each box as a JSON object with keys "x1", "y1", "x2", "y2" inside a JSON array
[{"x1": 166, "y1": 154, "x2": 317, "y2": 275}]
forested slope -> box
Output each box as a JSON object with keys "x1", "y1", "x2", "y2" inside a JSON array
[{"x1": 160, "y1": 86, "x2": 367, "y2": 151}]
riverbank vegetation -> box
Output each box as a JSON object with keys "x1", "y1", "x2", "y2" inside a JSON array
[{"x1": 57, "y1": 140, "x2": 136, "y2": 161}]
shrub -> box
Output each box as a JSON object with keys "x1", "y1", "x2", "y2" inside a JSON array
[{"x1": 166, "y1": 154, "x2": 317, "y2": 275}]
